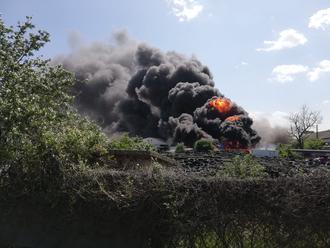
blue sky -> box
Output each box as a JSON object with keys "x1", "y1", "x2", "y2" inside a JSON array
[{"x1": 2, "y1": 0, "x2": 330, "y2": 130}]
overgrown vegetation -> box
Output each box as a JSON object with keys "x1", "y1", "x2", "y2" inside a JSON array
[
  {"x1": 278, "y1": 137, "x2": 325, "y2": 159},
  {"x1": 278, "y1": 144, "x2": 300, "y2": 159},
  {"x1": 0, "y1": 17, "x2": 109, "y2": 178},
  {"x1": 194, "y1": 139, "x2": 214, "y2": 152},
  {"x1": 304, "y1": 138, "x2": 326, "y2": 150},
  {"x1": 219, "y1": 154, "x2": 266, "y2": 179},
  {"x1": 2, "y1": 171, "x2": 328, "y2": 247},
  {"x1": 108, "y1": 134, "x2": 156, "y2": 151}
]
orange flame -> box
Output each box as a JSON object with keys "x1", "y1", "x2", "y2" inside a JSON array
[
  {"x1": 209, "y1": 98, "x2": 232, "y2": 113},
  {"x1": 226, "y1": 115, "x2": 241, "y2": 122}
]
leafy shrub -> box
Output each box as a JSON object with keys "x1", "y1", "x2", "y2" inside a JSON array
[
  {"x1": 304, "y1": 138, "x2": 325, "y2": 150},
  {"x1": 219, "y1": 154, "x2": 266, "y2": 179},
  {"x1": 194, "y1": 139, "x2": 214, "y2": 152},
  {"x1": 41, "y1": 116, "x2": 109, "y2": 166},
  {"x1": 108, "y1": 134, "x2": 156, "y2": 151},
  {"x1": 175, "y1": 143, "x2": 185, "y2": 153},
  {"x1": 278, "y1": 144, "x2": 301, "y2": 159},
  {"x1": 279, "y1": 144, "x2": 292, "y2": 158}
]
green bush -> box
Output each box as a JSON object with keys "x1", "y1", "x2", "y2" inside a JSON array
[
  {"x1": 108, "y1": 134, "x2": 156, "y2": 151},
  {"x1": 304, "y1": 138, "x2": 325, "y2": 150},
  {"x1": 278, "y1": 144, "x2": 301, "y2": 159},
  {"x1": 40, "y1": 116, "x2": 109, "y2": 166},
  {"x1": 194, "y1": 139, "x2": 214, "y2": 152},
  {"x1": 175, "y1": 143, "x2": 185, "y2": 153},
  {"x1": 219, "y1": 154, "x2": 266, "y2": 179}
]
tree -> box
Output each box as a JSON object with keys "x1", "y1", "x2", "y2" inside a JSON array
[
  {"x1": 288, "y1": 105, "x2": 322, "y2": 149},
  {"x1": 0, "y1": 17, "x2": 109, "y2": 174}
]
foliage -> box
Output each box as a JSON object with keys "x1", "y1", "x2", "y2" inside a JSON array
[
  {"x1": 219, "y1": 154, "x2": 266, "y2": 179},
  {"x1": 278, "y1": 144, "x2": 302, "y2": 159},
  {"x1": 2, "y1": 170, "x2": 328, "y2": 248},
  {"x1": 278, "y1": 144, "x2": 293, "y2": 158},
  {"x1": 40, "y1": 116, "x2": 109, "y2": 166},
  {"x1": 194, "y1": 139, "x2": 214, "y2": 152},
  {"x1": 304, "y1": 138, "x2": 326, "y2": 150},
  {"x1": 108, "y1": 134, "x2": 156, "y2": 151},
  {"x1": 289, "y1": 105, "x2": 322, "y2": 148},
  {"x1": 0, "y1": 17, "x2": 109, "y2": 175},
  {"x1": 175, "y1": 143, "x2": 185, "y2": 153}
]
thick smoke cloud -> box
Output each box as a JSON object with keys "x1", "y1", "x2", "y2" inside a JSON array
[
  {"x1": 193, "y1": 98, "x2": 259, "y2": 147},
  {"x1": 54, "y1": 31, "x2": 137, "y2": 133},
  {"x1": 165, "y1": 113, "x2": 212, "y2": 147},
  {"x1": 252, "y1": 117, "x2": 290, "y2": 147},
  {"x1": 56, "y1": 32, "x2": 260, "y2": 147}
]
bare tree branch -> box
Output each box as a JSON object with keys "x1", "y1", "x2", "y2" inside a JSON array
[{"x1": 288, "y1": 105, "x2": 322, "y2": 148}]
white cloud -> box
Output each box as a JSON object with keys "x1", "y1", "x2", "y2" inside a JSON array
[
  {"x1": 270, "y1": 60, "x2": 330, "y2": 83},
  {"x1": 271, "y1": 64, "x2": 309, "y2": 83},
  {"x1": 257, "y1": 29, "x2": 307, "y2": 52},
  {"x1": 241, "y1": 61, "x2": 248, "y2": 66},
  {"x1": 323, "y1": 99, "x2": 330, "y2": 105},
  {"x1": 309, "y1": 8, "x2": 330, "y2": 30},
  {"x1": 167, "y1": 0, "x2": 203, "y2": 22},
  {"x1": 307, "y1": 60, "x2": 330, "y2": 81}
]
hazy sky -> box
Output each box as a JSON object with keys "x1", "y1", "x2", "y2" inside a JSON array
[{"x1": 2, "y1": 0, "x2": 330, "y2": 130}]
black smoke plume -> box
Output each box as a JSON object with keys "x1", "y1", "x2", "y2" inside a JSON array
[{"x1": 56, "y1": 32, "x2": 260, "y2": 147}]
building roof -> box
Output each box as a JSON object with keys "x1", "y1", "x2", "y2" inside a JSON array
[{"x1": 309, "y1": 130, "x2": 330, "y2": 139}]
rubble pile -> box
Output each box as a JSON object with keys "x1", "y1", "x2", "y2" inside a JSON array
[{"x1": 164, "y1": 151, "x2": 330, "y2": 178}]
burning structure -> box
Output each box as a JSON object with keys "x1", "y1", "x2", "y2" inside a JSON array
[{"x1": 57, "y1": 32, "x2": 260, "y2": 148}]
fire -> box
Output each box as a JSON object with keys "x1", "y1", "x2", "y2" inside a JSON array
[
  {"x1": 222, "y1": 140, "x2": 250, "y2": 153},
  {"x1": 226, "y1": 115, "x2": 241, "y2": 122},
  {"x1": 209, "y1": 98, "x2": 232, "y2": 113}
]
